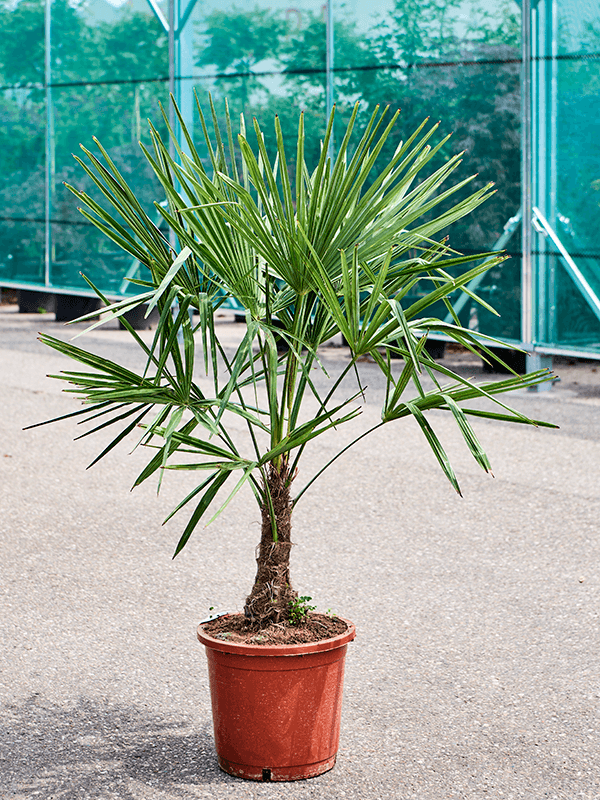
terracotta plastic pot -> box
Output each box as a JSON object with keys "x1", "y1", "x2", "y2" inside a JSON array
[{"x1": 197, "y1": 618, "x2": 356, "y2": 782}]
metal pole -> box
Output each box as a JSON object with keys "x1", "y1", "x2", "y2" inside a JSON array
[
  {"x1": 176, "y1": 0, "x2": 197, "y2": 160},
  {"x1": 523, "y1": 0, "x2": 553, "y2": 386},
  {"x1": 44, "y1": 0, "x2": 52, "y2": 287},
  {"x1": 146, "y1": 0, "x2": 169, "y2": 32},
  {"x1": 549, "y1": 0, "x2": 557, "y2": 227},
  {"x1": 521, "y1": 0, "x2": 533, "y2": 348},
  {"x1": 167, "y1": 0, "x2": 178, "y2": 252},
  {"x1": 326, "y1": 0, "x2": 334, "y2": 160},
  {"x1": 547, "y1": 0, "x2": 558, "y2": 343},
  {"x1": 168, "y1": 0, "x2": 176, "y2": 163}
]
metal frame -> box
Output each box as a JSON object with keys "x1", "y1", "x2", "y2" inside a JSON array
[
  {"x1": 530, "y1": 0, "x2": 558, "y2": 347},
  {"x1": 326, "y1": 0, "x2": 335, "y2": 161},
  {"x1": 44, "y1": 0, "x2": 52, "y2": 289},
  {"x1": 147, "y1": 0, "x2": 197, "y2": 159},
  {"x1": 442, "y1": 0, "x2": 600, "y2": 382},
  {"x1": 521, "y1": 0, "x2": 534, "y2": 350},
  {"x1": 524, "y1": 0, "x2": 600, "y2": 362},
  {"x1": 5, "y1": 0, "x2": 600, "y2": 364}
]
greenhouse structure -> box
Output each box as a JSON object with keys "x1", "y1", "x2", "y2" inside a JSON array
[{"x1": 1, "y1": 0, "x2": 600, "y2": 364}]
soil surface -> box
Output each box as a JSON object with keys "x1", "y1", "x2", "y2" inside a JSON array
[{"x1": 201, "y1": 612, "x2": 348, "y2": 645}]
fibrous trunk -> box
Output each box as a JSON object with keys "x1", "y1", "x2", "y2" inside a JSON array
[{"x1": 244, "y1": 462, "x2": 296, "y2": 629}]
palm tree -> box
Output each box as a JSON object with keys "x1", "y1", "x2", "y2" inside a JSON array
[{"x1": 35, "y1": 97, "x2": 554, "y2": 631}]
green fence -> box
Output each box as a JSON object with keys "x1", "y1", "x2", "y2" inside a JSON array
[{"x1": 1, "y1": 0, "x2": 599, "y2": 357}]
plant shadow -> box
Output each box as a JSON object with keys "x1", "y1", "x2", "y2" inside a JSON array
[{"x1": 1, "y1": 694, "x2": 232, "y2": 798}]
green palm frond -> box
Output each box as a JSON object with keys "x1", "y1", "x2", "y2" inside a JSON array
[{"x1": 31, "y1": 96, "x2": 556, "y2": 556}]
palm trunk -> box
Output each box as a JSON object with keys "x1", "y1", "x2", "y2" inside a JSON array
[{"x1": 244, "y1": 461, "x2": 297, "y2": 628}]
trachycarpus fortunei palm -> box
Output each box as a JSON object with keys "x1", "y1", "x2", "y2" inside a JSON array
[{"x1": 34, "y1": 98, "x2": 555, "y2": 630}]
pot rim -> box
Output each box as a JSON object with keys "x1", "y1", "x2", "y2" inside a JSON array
[{"x1": 197, "y1": 616, "x2": 356, "y2": 657}]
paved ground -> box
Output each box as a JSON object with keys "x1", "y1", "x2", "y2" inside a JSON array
[{"x1": 1, "y1": 303, "x2": 600, "y2": 800}]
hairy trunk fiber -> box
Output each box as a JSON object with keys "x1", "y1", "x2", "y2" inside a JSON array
[{"x1": 244, "y1": 462, "x2": 297, "y2": 629}]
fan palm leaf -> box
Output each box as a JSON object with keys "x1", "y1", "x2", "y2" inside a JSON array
[{"x1": 31, "y1": 97, "x2": 556, "y2": 628}]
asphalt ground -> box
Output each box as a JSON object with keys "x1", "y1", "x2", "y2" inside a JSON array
[{"x1": 1, "y1": 304, "x2": 600, "y2": 800}]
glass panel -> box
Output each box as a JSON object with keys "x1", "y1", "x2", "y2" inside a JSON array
[
  {"x1": 333, "y1": 0, "x2": 522, "y2": 339},
  {"x1": 557, "y1": 0, "x2": 600, "y2": 56},
  {"x1": 334, "y1": 0, "x2": 521, "y2": 69},
  {"x1": 553, "y1": 260, "x2": 600, "y2": 348},
  {"x1": 0, "y1": 218, "x2": 45, "y2": 285},
  {"x1": 49, "y1": 0, "x2": 169, "y2": 296},
  {"x1": 541, "y1": 0, "x2": 600, "y2": 350},
  {"x1": 51, "y1": 0, "x2": 168, "y2": 86},
  {"x1": 0, "y1": 0, "x2": 46, "y2": 286},
  {"x1": 51, "y1": 80, "x2": 168, "y2": 295},
  {"x1": 190, "y1": 0, "x2": 327, "y2": 172}
]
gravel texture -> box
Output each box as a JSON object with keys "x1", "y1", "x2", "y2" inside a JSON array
[{"x1": 1, "y1": 305, "x2": 600, "y2": 800}]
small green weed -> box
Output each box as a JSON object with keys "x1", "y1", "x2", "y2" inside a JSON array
[{"x1": 289, "y1": 595, "x2": 316, "y2": 626}]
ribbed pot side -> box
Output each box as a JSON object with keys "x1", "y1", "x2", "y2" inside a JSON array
[{"x1": 197, "y1": 620, "x2": 356, "y2": 781}]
